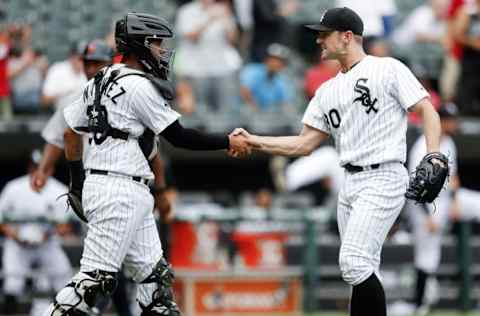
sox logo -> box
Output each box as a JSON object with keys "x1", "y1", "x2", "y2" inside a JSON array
[{"x1": 354, "y1": 78, "x2": 378, "y2": 114}]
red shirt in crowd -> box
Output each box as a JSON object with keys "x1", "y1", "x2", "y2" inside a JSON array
[
  {"x1": 303, "y1": 60, "x2": 340, "y2": 100},
  {"x1": 0, "y1": 33, "x2": 10, "y2": 98},
  {"x1": 448, "y1": 0, "x2": 465, "y2": 60}
]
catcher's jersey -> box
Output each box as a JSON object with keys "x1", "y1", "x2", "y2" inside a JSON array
[
  {"x1": 408, "y1": 135, "x2": 457, "y2": 176},
  {"x1": 64, "y1": 64, "x2": 180, "y2": 178},
  {"x1": 0, "y1": 175, "x2": 68, "y2": 224},
  {"x1": 303, "y1": 55, "x2": 429, "y2": 166}
]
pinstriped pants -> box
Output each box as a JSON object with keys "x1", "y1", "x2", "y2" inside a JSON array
[
  {"x1": 82, "y1": 174, "x2": 163, "y2": 305},
  {"x1": 337, "y1": 162, "x2": 408, "y2": 286}
]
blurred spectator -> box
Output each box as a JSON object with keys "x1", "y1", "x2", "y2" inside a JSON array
[
  {"x1": 175, "y1": 0, "x2": 241, "y2": 113},
  {"x1": 255, "y1": 188, "x2": 273, "y2": 209},
  {"x1": 240, "y1": 43, "x2": 293, "y2": 112},
  {"x1": 233, "y1": 0, "x2": 254, "y2": 59},
  {"x1": 304, "y1": 56, "x2": 340, "y2": 100},
  {"x1": 41, "y1": 42, "x2": 86, "y2": 111},
  {"x1": 453, "y1": 0, "x2": 480, "y2": 115},
  {"x1": 393, "y1": 0, "x2": 449, "y2": 87},
  {"x1": 0, "y1": 150, "x2": 73, "y2": 314},
  {"x1": 7, "y1": 25, "x2": 48, "y2": 114},
  {"x1": 366, "y1": 37, "x2": 392, "y2": 57},
  {"x1": 440, "y1": 0, "x2": 466, "y2": 101},
  {"x1": 0, "y1": 14, "x2": 12, "y2": 120},
  {"x1": 393, "y1": 0, "x2": 449, "y2": 47},
  {"x1": 250, "y1": 0, "x2": 298, "y2": 62},
  {"x1": 336, "y1": 0, "x2": 397, "y2": 47}
]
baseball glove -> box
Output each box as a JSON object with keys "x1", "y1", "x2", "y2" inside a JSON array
[
  {"x1": 67, "y1": 160, "x2": 88, "y2": 222},
  {"x1": 405, "y1": 152, "x2": 449, "y2": 203}
]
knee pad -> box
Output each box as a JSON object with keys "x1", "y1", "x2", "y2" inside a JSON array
[
  {"x1": 140, "y1": 258, "x2": 181, "y2": 316},
  {"x1": 49, "y1": 270, "x2": 117, "y2": 316},
  {"x1": 339, "y1": 250, "x2": 374, "y2": 286}
]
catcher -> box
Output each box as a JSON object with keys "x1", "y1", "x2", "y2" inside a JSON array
[{"x1": 31, "y1": 39, "x2": 172, "y2": 222}]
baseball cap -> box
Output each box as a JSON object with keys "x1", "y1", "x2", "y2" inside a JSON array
[
  {"x1": 70, "y1": 41, "x2": 85, "y2": 56},
  {"x1": 266, "y1": 43, "x2": 291, "y2": 61},
  {"x1": 305, "y1": 7, "x2": 364, "y2": 36},
  {"x1": 82, "y1": 39, "x2": 114, "y2": 62},
  {"x1": 438, "y1": 102, "x2": 459, "y2": 118}
]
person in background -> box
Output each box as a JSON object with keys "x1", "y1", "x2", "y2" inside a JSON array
[
  {"x1": 41, "y1": 42, "x2": 86, "y2": 111},
  {"x1": 250, "y1": 0, "x2": 298, "y2": 62},
  {"x1": 0, "y1": 10, "x2": 12, "y2": 120},
  {"x1": 175, "y1": 0, "x2": 241, "y2": 113},
  {"x1": 8, "y1": 24, "x2": 48, "y2": 114},
  {"x1": 0, "y1": 150, "x2": 73, "y2": 315},
  {"x1": 439, "y1": 0, "x2": 465, "y2": 101},
  {"x1": 240, "y1": 43, "x2": 292, "y2": 112},
  {"x1": 453, "y1": 0, "x2": 480, "y2": 115}
]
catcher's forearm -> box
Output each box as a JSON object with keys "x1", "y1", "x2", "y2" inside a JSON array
[
  {"x1": 149, "y1": 154, "x2": 167, "y2": 190},
  {"x1": 64, "y1": 128, "x2": 83, "y2": 161}
]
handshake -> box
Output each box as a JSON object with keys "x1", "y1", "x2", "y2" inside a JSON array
[{"x1": 227, "y1": 128, "x2": 258, "y2": 158}]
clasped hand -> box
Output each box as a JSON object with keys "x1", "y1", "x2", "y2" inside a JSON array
[{"x1": 227, "y1": 128, "x2": 258, "y2": 158}]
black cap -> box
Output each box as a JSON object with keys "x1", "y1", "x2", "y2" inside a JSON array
[
  {"x1": 438, "y1": 102, "x2": 459, "y2": 119},
  {"x1": 305, "y1": 7, "x2": 363, "y2": 36}
]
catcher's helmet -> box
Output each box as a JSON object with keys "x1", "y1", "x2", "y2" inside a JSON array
[
  {"x1": 82, "y1": 39, "x2": 114, "y2": 62},
  {"x1": 115, "y1": 12, "x2": 174, "y2": 79}
]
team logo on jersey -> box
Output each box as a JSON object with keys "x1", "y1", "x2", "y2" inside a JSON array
[{"x1": 353, "y1": 78, "x2": 378, "y2": 114}]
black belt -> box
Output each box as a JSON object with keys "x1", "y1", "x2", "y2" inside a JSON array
[
  {"x1": 344, "y1": 163, "x2": 380, "y2": 173},
  {"x1": 89, "y1": 169, "x2": 149, "y2": 185}
]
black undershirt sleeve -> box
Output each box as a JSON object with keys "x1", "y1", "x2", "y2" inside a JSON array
[{"x1": 160, "y1": 120, "x2": 230, "y2": 150}]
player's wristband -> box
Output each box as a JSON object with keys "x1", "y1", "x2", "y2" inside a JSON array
[
  {"x1": 67, "y1": 160, "x2": 85, "y2": 189},
  {"x1": 149, "y1": 183, "x2": 166, "y2": 195}
]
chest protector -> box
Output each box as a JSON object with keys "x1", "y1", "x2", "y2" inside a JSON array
[{"x1": 79, "y1": 65, "x2": 174, "y2": 145}]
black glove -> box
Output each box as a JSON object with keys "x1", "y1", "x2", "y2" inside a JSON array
[
  {"x1": 405, "y1": 152, "x2": 449, "y2": 203},
  {"x1": 67, "y1": 160, "x2": 87, "y2": 222},
  {"x1": 139, "y1": 128, "x2": 158, "y2": 162}
]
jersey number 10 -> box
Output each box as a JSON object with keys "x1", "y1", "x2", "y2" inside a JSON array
[{"x1": 324, "y1": 109, "x2": 341, "y2": 128}]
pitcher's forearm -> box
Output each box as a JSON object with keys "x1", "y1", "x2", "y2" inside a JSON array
[{"x1": 251, "y1": 135, "x2": 314, "y2": 157}]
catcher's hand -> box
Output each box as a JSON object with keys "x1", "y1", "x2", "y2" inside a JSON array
[{"x1": 405, "y1": 152, "x2": 449, "y2": 203}]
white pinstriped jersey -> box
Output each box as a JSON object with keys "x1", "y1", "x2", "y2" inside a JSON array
[
  {"x1": 303, "y1": 55, "x2": 429, "y2": 166},
  {"x1": 64, "y1": 64, "x2": 180, "y2": 178}
]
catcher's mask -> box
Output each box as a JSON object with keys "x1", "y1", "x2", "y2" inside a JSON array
[{"x1": 115, "y1": 12, "x2": 174, "y2": 80}]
